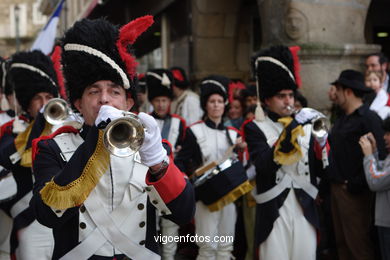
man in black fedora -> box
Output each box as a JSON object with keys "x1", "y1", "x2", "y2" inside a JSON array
[{"x1": 328, "y1": 69, "x2": 386, "y2": 260}]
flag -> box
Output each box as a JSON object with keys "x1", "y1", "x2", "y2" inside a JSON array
[{"x1": 31, "y1": 0, "x2": 64, "y2": 55}]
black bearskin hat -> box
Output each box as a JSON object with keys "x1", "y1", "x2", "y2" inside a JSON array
[
  {"x1": 251, "y1": 45, "x2": 298, "y2": 101},
  {"x1": 146, "y1": 69, "x2": 174, "y2": 101},
  {"x1": 8, "y1": 50, "x2": 58, "y2": 112},
  {"x1": 61, "y1": 16, "x2": 153, "y2": 105},
  {"x1": 170, "y1": 66, "x2": 190, "y2": 89},
  {"x1": 199, "y1": 75, "x2": 230, "y2": 110}
]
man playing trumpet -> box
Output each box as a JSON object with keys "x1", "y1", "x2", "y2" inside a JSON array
[
  {"x1": 30, "y1": 17, "x2": 195, "y2": 260},
  {"x1": 0, "y1": 50, "x2": 59, "y2": 259},
  {"x1": 243, "y1": 45, "x2": 331, "y2": 260}
]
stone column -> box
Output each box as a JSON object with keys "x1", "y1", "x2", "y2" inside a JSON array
[
  {"x1": 191, "y1": 0, "x2": 243, "y2": 81},
  {"x1": 257, "y1": 0, "x2": 380, "y2": 111}
]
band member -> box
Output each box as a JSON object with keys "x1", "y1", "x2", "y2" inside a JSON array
[
  {"x1": 243, "y1": 45, "x2": 330, "y2": 259},
  {"x1": 30, "y1": 17, "x2": 195, "y2": 260},
  {"x1": 145, "y1": 68, "x2": 187, "y2": 260},
  {"x1": 0, "y1": 50, "x2": 59, "y2": 259},
  {"x1": 146, "y1": 69, "x2": 186, "y2": 152},
  {"x1": 175, "y1": 75, "x2": 250, "y2": 260},
  {"x1": 169, "y1": 66, "x2": 202, "y2": 125},
  {"x1": 0, "y1": 57, "x2": 13, "y2": 260}
]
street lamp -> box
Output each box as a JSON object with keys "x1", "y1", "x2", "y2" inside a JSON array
[{"x1": 14, "y1": 5, "x2": 20, "y2": 52}]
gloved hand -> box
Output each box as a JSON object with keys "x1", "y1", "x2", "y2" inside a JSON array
[
  {"x1": 138, "y1": 112, "x2": 167, "y2": 167},
  {"x1": 295, "y1": 108, "x2": 320, "y2": 125},
  {"x1": 315, "y1": 133, "x2": 328, "y2": 148},
  {"x1": 95, "y1": 105, "x2": 124, "y2": 128}
]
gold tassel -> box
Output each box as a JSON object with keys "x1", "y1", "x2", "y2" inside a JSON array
[
  {"x1": 40, "y1": 130, "x2": 110, "y2": 210},
  {"x1": 207, "y1": 180, "x2": 253, "y2": 212},
  {"x1": 274, "y1": 117, "x2": 305, "y2": 165},
  {"x1": 14, "y1": 120, "x2": 34, "y2": 156},
  {"x1": 20, "y1": 121, "x2": 52, "y2": 168}
]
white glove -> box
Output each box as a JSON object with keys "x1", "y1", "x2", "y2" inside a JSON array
[
  {"x1": 138, "y1": 112, "x2": 167, "y2": 167},
  {"x1": 95, "y1": 105, "x2": 124, "y2": 127},
  {"x1": 295, "y1": 108, "x2": 320, "y2": 124},
  {"x1": 315, "y1": 133, "x2": 328, "y2": 148}
]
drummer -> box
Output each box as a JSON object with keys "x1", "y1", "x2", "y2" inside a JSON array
[{"x1": 175, "y1": 75, "x2": 247, "y2": 260}]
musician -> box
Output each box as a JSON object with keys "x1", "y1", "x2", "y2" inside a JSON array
[
  {"x1": 169, "y1": 67, "x2": 202, "y2": 125},
  {"x1": 175, "y1": 75, "x2": 250, "y2": 260},
  {"x1": 146, "y1": 69, "x2": 186, "y2": 260},
  {"x1": 0, "y1": 57, "x2": 13, "y2": 260},
  {"x1": 30, "y1": 17, "x2": 195, "y2": 260},
  {"x1": 243, "y1": 45, "x2": 330, "y2": 259},
  {"x1": 0, "y1": 50, "x2": 58, "y2": 259}
]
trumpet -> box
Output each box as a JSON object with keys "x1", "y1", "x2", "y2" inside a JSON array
[
  {"x1": 44, "y1": 98, "x2": 74, "y2": 125},
  {"x1": 103, "y1": 112, "x2": 145, "y2": 157},
  {"x1": 286, "y1": 106, "x2": 330, "y2": 139}
]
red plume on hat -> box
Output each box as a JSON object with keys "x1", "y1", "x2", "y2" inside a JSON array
[
  {"x1": 50, "y1": 45, "x2": 67, "y2": 100},
  {"x1": 289, "y1": 45, "x2": 301, "y2": 88},
  {"x1": 228, "y1": 81, "x2": 246, "y2": 104},
  {"x1": 116, "y1": 15, "x2": 154, "y2": 80}
]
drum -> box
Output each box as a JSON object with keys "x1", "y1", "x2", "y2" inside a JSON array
[{"x1": 194, "y1": 158, "x2": 252, "y2": 211}]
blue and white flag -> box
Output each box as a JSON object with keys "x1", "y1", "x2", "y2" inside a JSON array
[{"x1": 31, "y1": 0, "x2": 64, "y2": 55}]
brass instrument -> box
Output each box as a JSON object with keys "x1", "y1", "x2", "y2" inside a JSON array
[
  {"x1": 287, "y1": 106, "x2": 330, "y2": 139},
  {"x1": 43, "y1": 98, "x2": 73, "y2": 125},
  {"x1": 103, "y1": 112, "x2": 145, "y2": 157}
]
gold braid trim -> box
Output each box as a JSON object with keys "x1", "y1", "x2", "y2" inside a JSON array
[
  {"x1": 40, "y1": 130, "x2": 110, "y2": 210},
  {"x1": 207, "y1": 180, "x2": 253, "y2": 212},
  {"x1": 246, "y1": 179, "x2": 257, "y2": 208},
  {"x1": 274, "y1": 117, "x2": 305, "y2": 166},
  {"x1": 20, "y1": 121, "x2": 52, "y2": 167},
  {"x1": 14, "y1": 120, "x2": 34, "y2": 156}
]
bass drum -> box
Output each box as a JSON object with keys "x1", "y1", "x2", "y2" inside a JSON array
[{"x1": 195, "y1": 158, "x2": 252, "y2": 212}]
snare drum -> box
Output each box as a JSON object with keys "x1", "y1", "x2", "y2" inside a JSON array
[{"x1": 195, "y1": 158, "x2": 253, "y2": 212}]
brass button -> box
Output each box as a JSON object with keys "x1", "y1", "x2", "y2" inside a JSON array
[
  {"x1": 137, "y1": 203, "x2": 144, "y2": 210},
  {"x1": 152, "y1": 200, "x2": 158, "y2": 205},
  {"x1": 79, "y1": 222, "x2": 86, "y2": 229},
  {"x1": 139, "y1": 240, "x2": 146, "y2": 245},
  {"x1": 79, "y1": 205, "x2": 86, "y2": 213},
  {"x1": 145, "y1": 187, "x2": 151, "y2": 192},
  {"x1": 139, "y1": 221, "x2": 145, "y2": 228}
]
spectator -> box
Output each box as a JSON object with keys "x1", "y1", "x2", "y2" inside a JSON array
[
  {"x1": 329, "y1": 69, "x2": 386, "y2": 260},
  {"x1": 365, "y1": 53, "x2": 389, "y2": 92}
]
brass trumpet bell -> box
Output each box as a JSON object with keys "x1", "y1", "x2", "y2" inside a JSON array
[
  {"x1": 43, "y1": 98, "x2": 72, "y2": 125},
  {"x1": 103, "y1": 112, "x2": 145, "y2": 157}
]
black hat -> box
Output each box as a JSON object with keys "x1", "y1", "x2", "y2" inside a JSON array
[
  {"x1": 170, "y1": 66, "x2": 190, "y2": 89},
  {"x1": 200, "y1": 75, "x2": 230, "y2": 110},
  {"x1": 8, "y1": 50, "x2": 58, "y2": 112},
  {"x1": 331, "y1": 69, "x2": 372, "y2": 93},
  {"x1": 61, "y1": 16, "x2": 153, "y2": 105},
  {"x1": 241, "y1": 84, "x2": 257, "y2": 99},
  {"x1": 136, "y1": 73, "x2": 146, "y2": 94},
  {"x1": 146, "y1": 69, "x2": 174, "y2": 101},
  {"x1": 252, "y1": 45, "x2": 298, "y2": 101}
]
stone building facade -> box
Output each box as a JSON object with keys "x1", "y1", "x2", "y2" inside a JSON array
[{"x1": 1, "y1": 0, "x2": 388, "y2": 111}]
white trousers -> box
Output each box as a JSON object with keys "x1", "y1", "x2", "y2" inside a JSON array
[
  {"x1": 195, "y1": 201, "x2": 236, "y2": 260},
  {"x1": 0, "y1": 210, "x2": 12, "y2": 260},
  {"x1": 259, "y1": 189, "x2": 316, "y2": 260},
  {"x1": 161, "y1": 218, "x2": 180, "y2": 260},
  {"x1": 15, "y1": 220, "x2": 54, "y2": 260}
]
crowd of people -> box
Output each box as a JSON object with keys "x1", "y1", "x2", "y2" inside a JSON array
[{"x1": 0, "y1": 15, "x2": 390, "y2": 260}]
